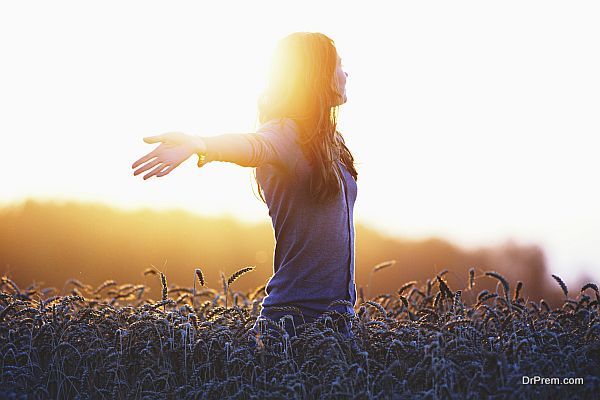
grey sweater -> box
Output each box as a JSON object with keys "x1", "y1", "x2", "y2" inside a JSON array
[{"x1": 202, "y1": 118, "x2": 357, "y2": 325}]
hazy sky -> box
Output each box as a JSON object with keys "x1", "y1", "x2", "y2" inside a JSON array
[{"x1": 1, "y1": 1, "x2": 599, "y2": 284}]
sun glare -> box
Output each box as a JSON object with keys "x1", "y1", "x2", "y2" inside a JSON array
[{"x1": 1, "y1": 1, "x2": 599, "y2": 283}]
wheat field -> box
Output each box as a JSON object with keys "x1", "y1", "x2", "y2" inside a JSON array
[{"x1": 1, "y1": 265, "x2": 598, "y2": 399}]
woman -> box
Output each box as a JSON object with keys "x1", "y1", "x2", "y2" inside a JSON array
[{"x1": 132, "y1": 32, "x2": 358, "y2": 341}]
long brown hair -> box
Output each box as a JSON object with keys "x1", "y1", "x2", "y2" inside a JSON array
[{"x1": 254, "y1": 32, "x2": 358, "y2": 204}]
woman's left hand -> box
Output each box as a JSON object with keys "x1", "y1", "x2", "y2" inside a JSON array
[{"x1": 132, "y1": 132, "x2": 200, "y2": 180}]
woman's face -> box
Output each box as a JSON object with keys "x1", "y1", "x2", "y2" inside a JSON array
[{"x1": 334, "y1": 54, "x2": 348, "y2": 105}]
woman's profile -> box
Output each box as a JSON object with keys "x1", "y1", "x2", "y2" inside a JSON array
[{"x1": 131, "y1": 32, "x2": 358, "y2": 342}]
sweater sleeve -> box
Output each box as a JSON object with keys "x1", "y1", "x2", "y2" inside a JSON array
[{"x1": 201, "y1": 119, "x2": 297, "y2": 170}]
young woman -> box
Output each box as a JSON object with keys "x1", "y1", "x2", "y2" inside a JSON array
[{"x1": 132, "y1": 32, "x2": 358, "y2": 340}]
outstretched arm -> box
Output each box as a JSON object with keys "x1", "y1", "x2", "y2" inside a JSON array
[
  {"x1": 132, "y1": 120, "x2": 295, "y2": 180},
  {"x1": 200, "y1": 132, "x2": 282, "y2": 168},
  {"x1": 201, "y1": 118, "x2": 299, "y2": 168}
]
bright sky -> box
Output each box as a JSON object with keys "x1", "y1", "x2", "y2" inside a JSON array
[{"x1": 1, "y1": 1, "x2": 599, "y2": 284}]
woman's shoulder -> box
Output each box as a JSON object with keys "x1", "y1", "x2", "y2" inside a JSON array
[
  {"x1": 258, "y1": 118, "x2": 300, "y2": 146},
  {"x1": 253, "y1": 118, "x2": 303, "y2": 173}
]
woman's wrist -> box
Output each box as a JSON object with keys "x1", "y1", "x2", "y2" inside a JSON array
[
  {"x1": 189, "y1": 135, "x2": 206, "y2": 154},
  {"x1": 190, "y1": 135, "x2": 209, "y2": 167}
]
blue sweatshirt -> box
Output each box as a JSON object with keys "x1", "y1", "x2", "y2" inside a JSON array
[{"x1": 201, "y1": 117, "x2": 357, "y2": 328}]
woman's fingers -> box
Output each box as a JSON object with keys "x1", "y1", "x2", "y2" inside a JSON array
[
  {"x1": 156, "y1": 166, "x2": 173, "y2": 177},
  {"x1": 144, "y1": 163, "x2": 170, "y2": 180},
  {"x1": 133, "y1": 158, "x2": 161, "y2": 177},
  {"x1": 156, "y1": 162, "x2": 180, "y2": 177},
  {"x1": 132, "y1": 149, "x2": 159, "y2": 169},
  {"x1": 134, "y1": 132, "x2": 191, "y2": 180}
]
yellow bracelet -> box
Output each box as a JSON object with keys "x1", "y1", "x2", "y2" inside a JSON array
[{"x1": 197, "y1": 153, "x2": 207, "y2": 167}]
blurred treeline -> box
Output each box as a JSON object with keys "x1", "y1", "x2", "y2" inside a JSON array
[{"x1": 0, "y1": 199, "x2": 580, "y2": 306}]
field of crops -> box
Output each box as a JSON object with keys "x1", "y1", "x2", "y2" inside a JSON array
[{"x1": 1, "y1": 266, "x2": 599, "y2": 399}]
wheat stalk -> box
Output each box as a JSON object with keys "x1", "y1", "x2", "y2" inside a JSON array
[
  {"x1": 468, "y1": 268, "x2": 475, "y2": 290},
  {"x1": 193, "y1": 268, "x2": 205, "y2": 310},
  {"x1": 551, "y1": 274, "x2": 568, "y2": 298},
  {"x1": 367, "y1": 260, "x2": 396, "y2": 298},
  {"x1": 227, "y1": 266, "x2": 255, "y2": 285}
]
